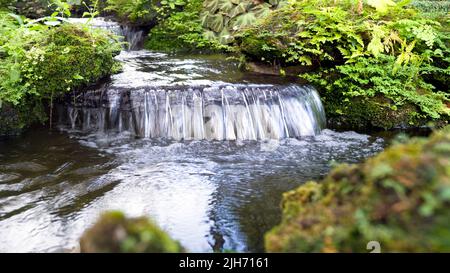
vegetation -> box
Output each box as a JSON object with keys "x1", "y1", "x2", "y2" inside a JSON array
[
  {"x1": 145, "y1": 0, "x2": 226, "y2": 52},
  {"x1": 0, "y1": 7, "x2": 122, "y2": 135},
  {"x1": 145, "y1": 0, "x2": 285, "y2": 52},
  {"x1": 412, "y1": 0, "x2": 450, "y2": 14},
  {"x1": 265, "y1": 125, "x2": 450, "y2": 252},
  {"x1": 200, "y1": 0, "x2": 284, "y2": 45},
  {"x1": 145, "y1": 0, "x2": 450, "y2": 129},
  {"x1": 103, "y1": 0, "x2": 188, "y2": 25},
  {"x1": 104, "y1": 0, "x2": 159, "y2": 24},
  {"x1": 80, "y1": 211, "x2": 184, "y2": 253},
  {"x1": 237, "y1": 0, "x2": 449, "y2": 129},
  {"x1": 1, "y1": 0, "x2": 449, "y2": 254}
]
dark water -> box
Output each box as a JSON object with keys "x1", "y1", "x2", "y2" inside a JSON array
[
  {"x1": 0, "y1": 127, "x2": 386, "y2": 252},
  {"x1": 0, "y1": 50, "x2": 387, "y2": 252}
]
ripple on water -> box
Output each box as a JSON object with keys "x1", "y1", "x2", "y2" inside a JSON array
[{"x1": 0, "y1": 128, "x2": 385, "y2": 252}]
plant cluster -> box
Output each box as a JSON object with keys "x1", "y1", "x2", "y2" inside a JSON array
[
  {"x1": 200, "y1": 0, "x2": 285, "y2": 45},
  {"x1": 80, "y1": 211, "x2": 184, "y2": 253},
  {"x1": 146, "y1": 0, "x2": 227, "y2": 51},
  {"x1": 103, "y1": 0, "x2": 186, "y2": 25}
]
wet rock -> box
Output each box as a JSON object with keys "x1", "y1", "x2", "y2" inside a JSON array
[
  {"x1": 69, "y1": 166, "x2": 105, "y2": 176},
  {"x1": 0, "y1": 173, "x2": 21, "y2": 183},
  {"x1": 0, "y1": 103, "x2": 25, "y2": 137},
  {"x1": 13, "y1": 0, "x2": 51, "y2": 19},
  {"x1": 0, "y1": 162, "x2": 48, "y2": 173},
  {"x1": 265, "y1": 126, "x2": 450, "y2": 252},
  {"x1": 80, "y1": 211, "x2": 185, "y2": 253},
  {"x1": 245, "y1": 62, "x2": 311, "y2": 76}
]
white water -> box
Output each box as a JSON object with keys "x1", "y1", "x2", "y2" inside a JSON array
[{"x1": 61, "y1": 84, "x2": 326, "y2": 140}]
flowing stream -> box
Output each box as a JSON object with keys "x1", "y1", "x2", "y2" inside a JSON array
[{"x1": 0, "y1": 19, "x2": 388, "y2": 252}]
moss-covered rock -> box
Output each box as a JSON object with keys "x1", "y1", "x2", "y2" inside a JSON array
[
  {"x1": 0, "y1": 101, "x2": 46, "y2": 137},
  {"x1": 80, "y1": 211, "x2": 184, "y2": 253},
  {"x1": 103, "y1": 0, "x2": 160, "y2": 26},
  {"x1": 0, "y1": 103, "x2": 24, "y2": 136},
  {"x1": 0, "y1": 12, "x2": 122, "y2": 136},
  {"x1": 323, "y1": 95, "x2": 424, "y2": 130},
  {"x1": 265, "y1": 126, "x2": 450, "y2": 252}
]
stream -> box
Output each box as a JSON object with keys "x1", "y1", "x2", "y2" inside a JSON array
[{"x1": 0, "y1": 19, "x2": 388, "y2": 253}]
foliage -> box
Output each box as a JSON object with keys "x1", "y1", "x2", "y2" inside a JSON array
[
  {"x1": 201, "y1": 0, "x2": 284, "y2": 45},
  {"x1": 411, "y1": 0, "x2": 450, "y2": 13},
  {"x1": 303, "y1": 55, "x2": 449, "y2": 123},
  {"x1": 80, "y1": 211, "x2": 184, "y2": 253},
  {"x1": 146, "y1": 0, "x2": 227, "y2": 52},
  {"x1": 104, "y1": 0, "x2": 158, "y2": 24},
  {"x1": 266, "y1": 126, "x2": 450, "y2": 252},
  {"x1": 0, "y1": 11, "x2": 122, "y2": 130},
  {"x1": 237, "y1": 0, "x2": 449, "y2": 128},
  {"x1": 104, "y1": 0, "x2": 186, "y2": 24}
]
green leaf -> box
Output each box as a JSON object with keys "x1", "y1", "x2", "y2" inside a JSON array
[
  {"x1": 204, "y1": 0, "x2": 220, "y2": 14},
  {"x1": 231, "y1": 12, "x2": 257, "y2": 31},
  {"x1": 208, "y1": 14, "x2": 225, "y2": 33},
  {"x1": 229, "y1": 3, "x2": 247, "y2": 18},
  {"x1": 219, "y1": 0, "x2": 235, "y2": 14},
  {"x1": 73, "y1": 74, "x2": 84, "y2": 80},
  {"x1": 8, "y1": 13, "x2": 23, "y2": 25},
  {"x1": 367, "y1": 0, "x2": 396, "y2": 13},
  {"x1": 9, "y1": 66, "x2": 21, "y2": 82}
]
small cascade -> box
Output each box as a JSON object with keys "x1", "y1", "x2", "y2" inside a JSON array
[
  {"x1": 58, "y1": 85, "x2": 326, "y2": 140},
  {"x1": 67, "y1": 18, "x2": 145, "y2": 50},
  {"x1": 121, "y1": 26, "x2": 145, "y2": 50}
]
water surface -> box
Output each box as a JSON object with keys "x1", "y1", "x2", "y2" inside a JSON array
[{"x1": 0, "y1": 128, "x2": 385, "y2": 252}]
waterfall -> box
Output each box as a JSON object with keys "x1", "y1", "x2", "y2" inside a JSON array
[
  {"x1": 59, "y1": 84, "x2": 326, "y2": 140},
  {"x1": 62, "y1": 18, "x2": 327, "y2": 141},
  {"x1": 121, "y1": 26, "x2": 145, "y2": 50}
]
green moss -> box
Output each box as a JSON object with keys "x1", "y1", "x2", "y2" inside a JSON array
[
  {"x1": 323, "y1": 94, "x2": 422, "y2": 130},
  {"x1": 21, "y1": 24, "x2": 122, "y2": 98},
  {"x1": 80, "y1": 211, "x2": 185, "y2": 253},
  {"x1": 266, "y1": 126, "x2": 450, "y2": 252},
  {"x1": 0, "y1": 12, "x2": 122, "y2": 135}
]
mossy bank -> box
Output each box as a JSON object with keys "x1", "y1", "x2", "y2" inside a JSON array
[{"x1": 265, "y1": 126, "x2": 450, "y2": 252}]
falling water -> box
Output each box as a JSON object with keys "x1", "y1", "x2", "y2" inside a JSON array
[
  {"x1": 67, "y1": 18, "x2": 145, "y2": 50},
  {"x1": 58, "y1": 84, "x2": 326, "y2": 140}
]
